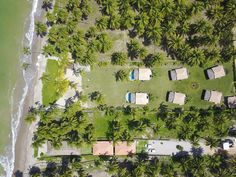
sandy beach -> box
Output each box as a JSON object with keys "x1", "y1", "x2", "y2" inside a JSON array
[{"x1": 14, "y1": 0, "x2": 46, "y2": 175}]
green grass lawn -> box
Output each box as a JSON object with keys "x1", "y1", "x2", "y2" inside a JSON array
[
  {"x1": 83, "y1": 62, "x2": 234, "y2": 109},
  {"x1": 42, "y1": 59, "x2": 60, "y2": 106},
  {"x1": 90, "y1": 110, "x2": 180, "y2": 139}
]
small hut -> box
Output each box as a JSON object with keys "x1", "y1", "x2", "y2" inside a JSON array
[
  {"x1": 131, "y1": 68, "x2": 152, "y2": 81},
  {"x1": 203, "y1": 90, "x2": 222, "y2": 104},
  {"x1": 115, "y1": 141, "x2": 136, "y2": 155},
  {"x1": 206, "y1": 65, "x2": 226, "y2": 79},
  {"x1": 167, "y1": 92, "x2": 186, "y2": 105},
  {"x1": 93, "y1": 141, "x2": 113, "y2": 156},
  {"x1": 135, "y1": 93, "x2": 149, "y2": 105},
  {"x1": 169, "y1": 67, "x2": 189, "y2": 81}
]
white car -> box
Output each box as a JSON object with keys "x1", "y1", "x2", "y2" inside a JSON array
[
  {"x1": 148, "y1": 148, "x2": 156, "y2": 153},
  {"x1": 145, "y1": 144, "x2": 152, "y2": 149}
]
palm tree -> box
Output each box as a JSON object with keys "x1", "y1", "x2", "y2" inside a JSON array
[
  {"x1": 143, "y1": 53, "x2": 164, "y2": 68},
  {"x1": 85, "y1": 26, "x2": 97, "y2": 38},
  {"x1": 66, "y1": 0, "x2": 79, "y2": 12},
  {"x1": 134, "y1": 12, "x2": 149, "y2": 36},
  {"x1": 42, "y1": 0, "x2": 53, "y2": 11},
  {"x1": 187, "y1": 49, "x2": 205, "y2": 66},
  {"x1": 130, "y1": 0, "x2": 148, "y2": 11},
  {"x1": 145, "y1": 23, "x2": 162, "y2": 45},
  {"x1": 101, "y1": 0, "x2": 117, "y2": 15},
  {"x1": 127, "y1": 39, "x2": 142, "y2": 59},
  {"x1": 80, "y1": 0, "x2": 92, "y2": 19},
  {"x1": 120, "y1": 8, "x2": 136, "y2": 29},
  {"x1": 35, "y1": 22, "x2": 47, "y2": 37},
  {"x1": 111, "y1": 52, "x2": 127, "y2": 65},
  {"x1": 80, "y1": 50, "x2": 97, "y2": 66},
  {"x1": 25, "y1": 114, "x2": 37, "y2": 124},
  {"x1": 145, "y1": 157, "x2": 161, "y2": 176},
  {"x1": 108, "y1": 14, "x2": 120, "y2": 29},
  {"x1": 42, "y1": 44, "x2": 55, "y2": 56},
  {"x1": 106, "y1": 157, "x2": 119, "y2": 174},
  {"x1": 89, "y1": 91, "x2": 104, "y2": 103},
  {"x1": 23, "y1": 47, "x2": 31, "y2": 55},
  {"x1": 208, "y1": 154, "x2": 221, "y2": 171},
  {"x1": 96, "y1": 33, "x2": 113, "y2": 53},
  {"x1": 115, "y1": 70, "x2": 128, "y2": 81},
  {"x1": 167, "y1": 33, "x2": 185, "y2": 52},
  {"x1": 205, "y1": 137, "x2": 220, "y2": 148},
  {"x1": 96, "y1": 16, "x2": 109, "y2": 30},
  {"x1": 56, "y1": 9, "x2": 69, "y2": 24},
  {"x1": 159, "y1": 0, "x2": 174, "y2": 15},
  {"x1": 190, "y1": 2, "x2": 204, "y2": 15}
]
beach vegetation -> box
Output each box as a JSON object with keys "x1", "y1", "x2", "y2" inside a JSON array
[
  {"x1": 25, "y1": 113, "x2": 37, "y2": 124},
  {"x1": 21, "y1": 62, "x2": 30, "y2": 70},
  {"x1": 35, "y1": 22, "x2": 47, "y2": 37},
  {"x1": 23, "y1": 47, "x2": 31, "y2": 55}
]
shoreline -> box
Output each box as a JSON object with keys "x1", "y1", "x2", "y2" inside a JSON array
[{"x1": 13, "y1": 0, "x2": 45, "y2": 175}]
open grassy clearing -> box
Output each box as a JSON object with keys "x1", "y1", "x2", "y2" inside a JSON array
[
  {"x1": 42, "y1": 59, "x2": 60, "y2": 106},
  {"x1": 83, "y1": 62, "x2": 234, "y2": 109},
  {"x1": 91, "y1": 110, "x2": 186, "y2": 139}
]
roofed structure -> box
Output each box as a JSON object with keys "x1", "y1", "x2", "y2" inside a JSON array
[
  {"x1": 134, "y1": 68, "x2": 152, "y2": 81},
  {"x1": 227, "y1": 96, "x2": 236, "y2": 108},
  {"x1": 115, "y1": 141, "x2": 136, "y2": 155},
  {"x1": 206, "y1": 65, "x2": 226, "y2": 79},
  {"x1": 169, "y1": 67, "x2": 189, "y2": 80},
  {"x1": 135, "y1": 93, "x2": 149, "y2": 105},
  {"x1": 167, "y1": 92, "x2": 186, "y2": 105},
  {"x1": 203, "y1": 90, "x2": 222, "y2": 104},
  {"x1": 93, "y1": 141, "x2": 113, "y2": 155}
]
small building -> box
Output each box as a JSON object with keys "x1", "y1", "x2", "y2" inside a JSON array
[
  {"x1": 115, "y1": 141, "x2": 136, "y2": 155},
  {"x1": 169, "y1": 67, "x2": 189, "y2": 81},
  {"x1": 203, "y1": 90, "x2": 222, "y2": 104},
  {"x1": 206, "y1": 65, "x2": 226, "y2": 79},
  {"x1": 167, "y1": 92, "x2": 186, "y2": 105},
  {"x1": 227, "y1": 96, "x2": 236, "y2": 108},
  {"x1": 93, "y1": 141, "x2": 113, "y2": 156},
  {"x1": 131, "y1": 68, "x2": 152, "y2": 81},
  {"x1": 126, "y1": 92, "x2": 149, "y2": 105}
]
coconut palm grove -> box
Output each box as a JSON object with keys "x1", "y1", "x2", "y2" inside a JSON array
[{"x1": 25, "y1": 0, "x2": 236, "y2": 176}]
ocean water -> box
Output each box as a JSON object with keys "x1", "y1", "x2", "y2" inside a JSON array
[{"x1": 0, "y1": 0, "x2": 31, "y2": 176}]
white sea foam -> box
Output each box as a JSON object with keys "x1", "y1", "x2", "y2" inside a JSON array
[{"x1": 0, "y1": 0, "x2": 39, "y2": 176}]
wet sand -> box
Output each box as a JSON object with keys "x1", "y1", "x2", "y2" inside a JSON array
[{"x1": 14, "y1": 0, "x2": 45, "y2": 174}]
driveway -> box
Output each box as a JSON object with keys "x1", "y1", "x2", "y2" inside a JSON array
[{"x1": 146, "y1": 139, "x2": 215, "y2": 156}]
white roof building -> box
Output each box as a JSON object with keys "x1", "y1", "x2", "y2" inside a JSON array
[
  {"x1": 167, "y1": 92, "x2": 186, "y2": 105},
  {"x1": 170, "y1": 67, "x2": 189, "y2": 80},
  {"x1": 206, "y1": 65, "x2": 226, "y2": 79},
  {"x1": 137, "y1": 68, "x2": 152, "y2": 80},
  {"x1": 135, "y1": 93, "x2": 149, "y2": 105},
  {"x1": 203, "y1": 90, "x2": 222, "y2": 104}
]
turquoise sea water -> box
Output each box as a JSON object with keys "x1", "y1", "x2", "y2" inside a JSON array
[{"x1": 0, "y1": 0, "x2": 30, "y2": 175}]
